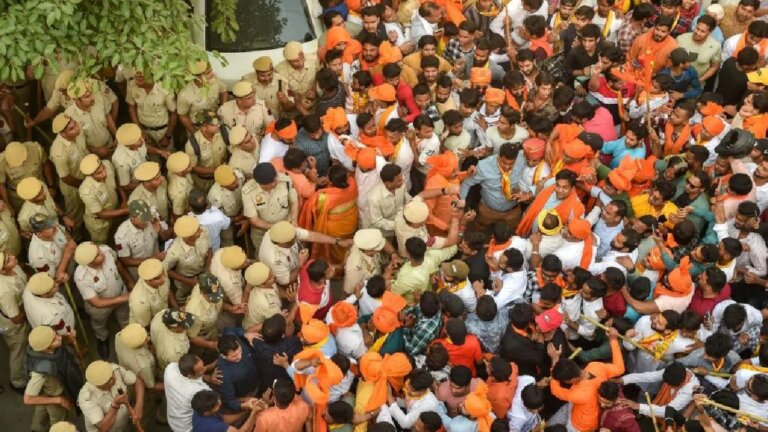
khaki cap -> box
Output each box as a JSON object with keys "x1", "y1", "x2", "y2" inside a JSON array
[
  {"x1": 221, "y1": 246, "x2": 246, "y2": 269},
  {"x1": 119, "y1": 323, "x2": 148, "y2": 349},
  {"x1": 52, "y1": 113, "x2": 71, "y2": 134},
  {"x1": 253, "y1": 56, "x2": 272, "y2": 72},
  {"x1": 190, "y1": 60, "x2": 209, "y2": 75},
  {"x1": 28, "y1": 326, "x2": 56, "y2": 352},
  {"x1": 138, "y1": 258, "x2": 163, "y2": 280},
  {"x1": 441, "y1": 259, "x2": 470, "y2": 279},
  {"x1": 283, "y1": 41, "x2": 303, "y2": 61},
  {"x1": 167, "y1": 152, "x2": 191, "y2": 174},
  {"x1": 49, "y1": 421, "x2": 77, "y2": 432},
  {"x1": 5, "y1": 142, "x2": 28, "y2": 168},
  {"x1": 66, "y1": 79, "x2": 90, "y2": 99},
  {"x1": 214, "y1": 165, "x2": 236, "y2": 187},
  {"x1": 229, "y1": 125, "x2": 248, "y2": 146},
  {"x1": 245, "y1": 262, "x2": 270, "y2": 286},
  {"x1": 27, "y1": 272, "x2": 55, "y2": 295},
  {"x1": 174, "y1": 215, "x2": 200, "y2": 238},
  {"x1": 85, "y1": 360, "x2": 114, "y2": 386},
  {"x1": 79, "y1": 154, "x2": 101, "y2": 176},
  {"x1": 354, "y1": 229, "x2": 386, "y2": 251},
  {"x1": 134, "y1": 161, "x2": 160, "y2": 181},
  {"x1": 17, "y1": 177, "x2": 43, "y2": 200},
  {"x1": 116, "y1": 123, "x2": 142, "y2": 146},
  {"x1": 54, "y1": 70, "x2": 75, "y2": 90},
  {"x1": 269, "y1": 221, "x2": 296, "y2": 243},
  {"x1": 403, "y1": 199, "x2": 429, "y2": 224},
  {"x1": 233, "y1": 81, "x2": 254, "y2": 98},
  {"x1": 74, "y1": 242, "x2": 99, "y2": 266}
]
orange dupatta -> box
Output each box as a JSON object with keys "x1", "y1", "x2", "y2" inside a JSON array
[
  {"x1": 743, "y1": 114, "x2": 768, "y2": 139},
  {"x1": 734, "y1": 31, "x2": 768, "y2": 59},
  {"x1": 504, "y1": 88, "x2": 528, "y2": 112},
  {"x1": 663, "y1": 122, "x2": 691, "y2": 156},
  {"x1": 529, "y1": 34, "x2": 554, "y2": 58},
  {"x1": 298, "y1": 177, "x2": 359, "y2": 265},
  {"x1": 516, "y1": 186, "x2": 585, "y2": 236}
]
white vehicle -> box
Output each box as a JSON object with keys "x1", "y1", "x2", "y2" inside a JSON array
[{"x1": 191, "y1": 0, "x2": 324, "y2": 88}]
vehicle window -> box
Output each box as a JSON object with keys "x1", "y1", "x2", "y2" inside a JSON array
[{"x1": 205, "y1": 0, "x2": 317, "y2": 52}]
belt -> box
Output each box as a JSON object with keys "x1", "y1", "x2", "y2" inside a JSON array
[
  {"x1": 196, "y1": 173, "x2": 214, "y2": 180},
  {"x1": 141, "y1": 123, "x2": 168, "y2": 131}
]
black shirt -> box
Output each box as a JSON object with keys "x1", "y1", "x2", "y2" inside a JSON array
[
  {"x1": 251, "y1": 336, "x2": 303, "y2": 394},
  {"x1": 463, "y1": 249, "x2": 491, "y2": 289},
  {"x1": 565, "y1": 45, "x2": 599, "y2": 87},
  {"x1": 716, "y1": 57, "x2": 748, "y2": 106}
]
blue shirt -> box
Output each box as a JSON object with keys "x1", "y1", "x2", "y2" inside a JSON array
[
  {"x1": 192, "y1": 412, "x2": 229, "y2": 432},
  {"x1": 602, "y1": 137, "x2": 647, "y2": 168},
  {"x1": 460, "y1": 154, "x2": 526, "y2": 212},
  {"x1": 218, "y1": 328, "x2": 261, "y2": 412},
  {"x1": 658, "y1": 66, "x2": 702, "y2": 100}
]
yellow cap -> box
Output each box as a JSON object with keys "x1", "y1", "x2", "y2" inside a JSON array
[
  {"x1": 79, "y1": 154, "x2": 101, "y2": 176},
  {"x1": 85, "y1": 360, "x2": 114, "y2": 386},
  {"x1": 54, "y1": 70, "x2": 75, "y2": 90},
  {"x1": 174, "y1": 215, "x2": 200, "y2": 238},
  {"x1": 52, "y1": 113, "x2": 71, "y2": 134},
  {"x1": 5, "y1": 142, "x2": 28, "y2": 168},
  {"x1": 283, "y1": 41, "x2": 303, "y2": 61},
  {"x1": 49, "y1": 421, "x2": 77, "y2": 432},
  {"x1": 28, "y1": 326, "x2": 56, "y2": 352},
  {"x1": 27, "y1": 272, "x2": 55, "y2": 295},
  {"x1": 167, "y1": 152, "x2": 191, "y2": 174},
  {"x1": 74, "y1": 242, "x2": 99, "y2": 266},
  {"x1": 214, "y1": 165, "x2": 236, "y2": 187},
  {"x1": 229, "y1": 125, "x2": 248, "y2": 146},
  {"x1": 134, "y1": 161, "x2": 160, "y2": 182},
  {"x1": 245, "y1": 262, "x2": 270, "y2": 286},
  {"x1": 138, "y1": 258, "x2": 163, "y2": 280},
  {"x1": 403, "y1": 199, "x2": 429, "y2": 224},
  {"x1": 190, "y1": 60, "x2": 209, "y2": 75},
  {"x1": 17, "y1": 177, "x2": 43, "y2": 201},
  {"x1": 66, "y1": 79, "x2": 90, "y2": 99},
  {"x1": 119, "y1": 323, "x2": 148, "y2": 349},
  {"x1": 269, "y1": 221, "x2": 296, "y2": 243},
  {"x1": 253, "y1": 56, "x2": 273, "y2": 72},
  {"x1": 221, "y1": 246, "x2": 246, "y2": 269},
  {"x1": 233, "y1": 81, "x2": 254, "y2": 98},
  {"x1": 116, "y1": 123, "x2": 142, "y2": 146}
]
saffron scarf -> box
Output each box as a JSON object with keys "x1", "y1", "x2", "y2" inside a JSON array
[
  {"x1": 652, "y1": 370, "x2": 692, "y2": 404},
  {"x1": 499, "y1": 160, "x2": 516, "y2": 200},
  {"x1": 504, "y1": 87, "x2": 528, "y2": 112},
  {"x1": 639, "y1": 330, "x2": 679, "y2": 361},
  {"x1": 743, "y1": 113, "x2": 768, "y2": 139},
  {"x1": 734, "y1": 31, "x2": 768, "y2": 59},
  {"x1": 663, "y1": 122, "x2": 691, "y2": 156},
  {"x1": 516, "y1": 186, "x2": 584, "y2": 236},
  {"x1": 600, "y1": 11, "x2": 615, "y2": 37},
  {"x1": 486, "y1": 238, "x2": 511, "y2": 258}
]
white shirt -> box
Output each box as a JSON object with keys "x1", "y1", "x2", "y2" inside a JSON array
[
  {"x1": 592, "y1": 12, "x2": 623, "y2": 43},
  {"x1": 756, "y1": 182, "x2": 768, "y2": 213},
  {"x1": 388, "y1": 392, "x2": 441, "y2": 429},
  {"x1": 190, "y1": 207, "x2": 231, "y2": 252},
  {"x1": 356, "y1": 156, "x2": 386, "y2": 227},
  {"x1": 393, "y1": 138, "x2": 415, "y2": 190},
  {"x1": 164, "y1": 362, "x2": 211, "y2": 432},
  {"x1": 554, "y1": 237, "x2": 596, "y2": 270},
  {"x1": 712, "y1": 299, "x2": 764, "y2": 333},
  {"x1": 623, "y1": 370, "x2": 699, "y2": 417},
  {"x1": 722, "y1": 34, "x2": 768, "y2": 62},
  {"x1": 327, "y1": 133, "x2": 355, "y2": 171},
  {"x1": 520, "y1": 162, "x2": 550, "y2": 195},
  {"x1": 326, "y1": 312, "x2": 366, "y2": 360},
  {"x1": 714, "y1": 222, "x2": 768, "y2": 276},
  {"x1": 589, "y1": 249, "x2": 638, "y2": 276},
  {"x1": 492, "y1": 270, "x2": 527, "y2": 308},
  {"x1": 258, "y1": 134, "x2": 289, "y2": 163},
  {"x1": 561, "y1": 294, "x2": 603, "y2": 340},
  {"x1": 416, "y1": 134, "x2": 441, "y2": 175},
  {"x1": 451, "y1": 279, "x2": 479, "y2": 313},
  {"x1": 508, "y1": 375, "x2": 540, "y2": 432},
  {"x1": 358, "y1": 288, "x2": 381, "y2": 317},
  {"x1": 490, "y1": 0, "x2": 548, "y2": 46}
]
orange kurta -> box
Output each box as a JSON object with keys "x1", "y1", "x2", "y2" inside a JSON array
[
  {"x1": 424, "y1": 171, "x2": 469, "y2": 236},
  {"x1": 488, "y1": 362, "x2": 519, "y2": 419},
  {"x1": 628, "y1": 32, "x2": 678, "y2": 73},
  {"x1": 299, "y1": 178, "x2": 359, "y2": 266}
]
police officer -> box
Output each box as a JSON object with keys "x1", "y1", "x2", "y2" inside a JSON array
[
  {"x1": 64, "y1": 79, "x2": 116, "y2": 157},
  {"x1": 49, "y1": 113, "x2": 87, "y2": 230},
  {"x1": 0, "y1": 140, "x2": 53, "y2": 213},
  {"x1": 22, "y1": 273, "x2": 75, "y2": 335},
  {"x1": 128, "y1": 161, "x2": 169, "y2": 222},
  {"x1": 218, "y1": 81, "x2": 273, "y2": 144},
  {"x1": 114, "y1": 200, "x2": 165, "y2": 281},
  {"x1": 73, "y1": 242, "x2": 130, "y2": 358},
  {"x1": 115, "y1": 324, "x2": 162, "y2": 421},
  {"x1": 226, "y1": 125, "x2": 259, "y2": 180},
  {"x1": 185, "y1": 111, "x2": 228, "y2": 192},
  {"x1": 210, "y1": 246, "x2": 247, "y2": 329},
  {"x1": 343, "y1": 228, "x2": 392, "y2": 294},
  {"x1": 78, "y1": 360, "x2": 145, "y2": 432},
  {"x1": 78, "y1": 154, "x2": 126, "y2": 244},
  {"x1": 162, "y1": 215, "x2": 212, "y2": 304},
  {"x1": 242, "y1": 262, "x2": 283, "y2": 330},
  {"x1": 208, "y1": 165, "x2": 244, "y2": 247},
  {"x1": 167, "y1": 152, "x2": 194, "y2": 220},
  {"x1": 243, "y1": 56, "x2": 290, "y2": 119},
  {"x1": 126, "y1": 69, "x2": 178, "y2": 150},
  {"x1": 274, "y1": 41, "x2": 320, "y2": 114},
  {"x1": 24, "y1": 69, "x2": 75, "y2": 129},
  {"x1": 111, "y1": 123, "x2": 148, "y2": 193},
  {"x1": 185, "y1": 272, "x2": 223, "y2": 352},
  {"x1": 16, "y1": 177, "x2": 65, "y2": 237},
  {"x1": 0, "y1": 251, "x2": 29, "y2": 391},
  {"x1": 128, "y1": 258, "x2": 171, "y2": 328},
  {"x1": 0, "y1": 198, "x2": 22, "y2": 256},
  {"x1": 241, "y1": 162, "x2": 299, "y2": 252},
  {"x1": 177, "y1": 60, "x2": 228, "y2": 134},
  {"x1": 149, "y1": 308, "x2": 194, "y2": 371},
  {"x1": 28, "y1": 213, "x2": 75, "y2": 281}
]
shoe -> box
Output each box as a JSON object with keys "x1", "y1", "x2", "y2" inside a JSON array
[{"x1": 97, "y1": 339, "x2": 109, "y2": 359}]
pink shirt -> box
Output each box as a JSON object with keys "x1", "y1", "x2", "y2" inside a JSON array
[{"x1": 584, "y1": 106, "x2": 618, "y2": 142}]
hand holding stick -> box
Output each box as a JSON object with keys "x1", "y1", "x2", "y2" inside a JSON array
[
  {"x1": 579, "y1": 314, "x2": 655, "y2": 354},
  {"x1": 699, "y1": 397, "x2": 768, "y2": 424},
  {"x1": 645, "y1": 392, "x2": 659, "y2": 432},
  {"x1": 118, "y1": 388, "x2": 144, "y2": 432}
]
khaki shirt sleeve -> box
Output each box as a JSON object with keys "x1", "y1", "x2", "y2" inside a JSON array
[
  {"x1": 184, "y1": 140, "x2": 200, "y2": 166},
  {"x1": 176, "y1": 90, "x2": 191, "y2": 116},
  {"x1": 129, "y1": 292, "x2": 152, "y2": 327},
  {"x1": 125, "y1": 85, "x2": 136, "y2": 105},
  {"x1": 165, "y1": 88, "x2": 177, "y2": 112},
  {"x1": 75, "y1": 268, "x2": 98, "y2": 300},
  {"x1": 162, "y1": 244, "x2": 180, "y2": 272},
  {"x1": 46, "y1": 91, "x2": 63, "y2": 111},
  {"x1": 49, "y1": 142, "x2": 71, "y2": 178},
  {"x1": 137, "y1": 365, "x2": 156, "y2": 388},
  {"x1": 0, "y1": 289, "x2": 20, "y2": 318},
  {"x1": 113, "y1": 157, "x2": 133, "y2": 187},
  {"x1": 117, "y1": 365, "x2": 137, "y2": 386},
  {"x1": 24, "y1": 372, "x2": 48, "y2": 396},
  {"x1": 80, "y1": 185, "x2": 104, "y2": 215}
]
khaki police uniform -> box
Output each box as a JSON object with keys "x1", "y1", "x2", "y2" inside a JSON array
[
  {"x1": 111, "y1": 143, "x2": 147, "y2": 188},
  {"x1": 162, "y1": 230, "x2": 211, "y2": 302},
  {"x1": 17, "y1": 187, "x2": 59, "y2": 234},
  {"x1": 126, "y1": 81, "x2": 176, "y2": 144},
  {"x1": 115, "y1": 329, "x2": 157, "y2": 388},
  {"x1": 28, "y1": 227, "x2": 68, "y2": 277},
  {"x1": 242, "y1": 73, "x2": 286, "y2": 119},
  {"x1": 258, "y1": 227, "x2": 311, "y2": 286},
  {"x1": 149, "y1": 310, "x2": 191, "y2": 371},
  {"x1": 207, "y1": 180, "x2": 243, "y2": 247},
  {"x1": 128, "y1": 181, "x2": 169, "y2": 222},
  {"x1": 114, "y1": 219, "x2": 159, "y2": 280},
  {"x1": 209, "y1": 248, "x2": 244, "y2": 328},
  {"x1": 79, "y1": 161, "x2": 119, "y2": 243},
  {"x1": 241, "y1": 174, "x2": 297, "y2": 251},
  {"x1": 343, "y1": 246, "x2": 384, "y2": 295},
  {"x1": 228, "y1": 147, "x2": 259, "y2": 180},
  {"x1": 185, "y1": 285, "x2": 223, "y2": 342},
  {"x1": 25, "y1": 368, "x2": 68, "y2": 431},
  {"x1": 45, "y1": 89, "x2": 74, "y2": 113},
  {"x1": 242, "y1": 285, "x2": 281, "y2": 329},
  {"x1": 0, "y1": 265, "x2": 29, "y2": 387},
  {"x1": 176, "y1": 78, "x2": 227, "y2": 127},
  {"x1": 0, "y1": 141, "x2": 47, "y2": 212},
  {"x1": 50, "y1": 134, "x2": 87, "y2": 226},
  {"x1": 0, "y1": 204, "x2": 21, "y2": 255},
  {"x1": 274, "y1": 58, "x2": 319, "y2": 98},
  {"x1": 184, "y1": 131, "x2": 227, "y2": 192},
  {"x1": 74, "y1": 246, "x2": 128, "y2": 341},
  {"x1": 128, "y1": 277, "x2": 170, "y2": 328},
  {"x1": 167, "y1": 173, "x2": 194, "y2": 218},
  {"x1": 22, "y1": 290, "x2": 75, "y2": 336},
  {"x1": 77, "y1": 363, "x2": 136, "y2": 432},
  {"x1": 46, "y1": 78, "x2": 115, "y2": 112},
  {"x1": 217, "y1": 99, "x2": 273, "y2": 144},
  {"x1": 363, "y1": 182, "x2": 410, "y2": 236},
  {"x1": 64, "y1": 96, "x2": 113, "y2": 151}
]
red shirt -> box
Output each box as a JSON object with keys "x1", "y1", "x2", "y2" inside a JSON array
[
  {"x1": 435, "y1": 335, "x2": 483, "y2": 375},
  {"x1": 688, "y1": 284, "x2": 732, "y2": 317},
  {"x1": 603, "y1": 290, "x2": 627, "y2": 319},
  {"x1": 372, "y1": 74, "x2": 421, "y2": 122}
]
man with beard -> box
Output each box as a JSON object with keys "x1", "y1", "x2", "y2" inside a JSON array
[
  {"x1": 243, "y1": 57, "x2": 290, "y2": 120},
  {"x1": 516, "y1": 169, "x2": 585, "y2": 236},
  {"x1": 403, "y1": 36, "x2": 452, "y2": 86},
  {"x1": 351, "y1": 34, "x2": 382, "y2": 76},
  {"x1": 628, "y1": 15, "x2": 679, "y2": 74},
  {"x1": 565, "y1": 24, "x2": 602, "y2": 88},
  {"x1": 217, "y1": 81, "x2": 273, "y2": 144},
  {"x1": 648, "y1": 0, "x2": 690, "y2": 38},
  {"x1": 752, "y1": 155, "x2": 768, "y2": 212},
  {"x1": 720, "y1": 0, "x2": 759, "y2": 40},
  {"x1": 178, "y1": 61, "x2": 228, "y2": 133},
  {"x1": 597, "y1": 381, "x2": 641, "y2": 432},
  {"x1": 676, "y1": 15, "x2": 721, "y2": 84},
  {"x1": 461, "y1": 38, "x2": 505, "y2": 86},
  {"x1": 435, "y1": 74, "x2": 459, "y2": 114}
]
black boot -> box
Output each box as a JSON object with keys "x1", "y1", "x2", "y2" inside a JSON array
[{"x1": 97, "y1": 339, "x2": 109, "y2": 359}]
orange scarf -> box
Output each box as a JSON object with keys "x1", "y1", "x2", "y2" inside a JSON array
[
  {"x1": 516, "y1": 186, "x2": 585, "y2": 236},
  {"x1": 529, "y1": 34, "x2": 553, "y2": 58},
  {"x1": 377, "y1": 104, "x2": 398, "y2": 133},
  {"x1": 499, "y1": 160, "x2": 515, "y2": 200},
  {"x1": 360, "y1": 352, "x2": 413, "y2": 411},
  {"x1": 359, "y1": 133, "x2": 396, "y2": 157},
  {"x1": 536, "y1": 268, "x2": 569, "y2": 292},
  {"x1": 735, "y1": 31, "x2": 768, "y2": 59},
  {"x1": 652, "y1": 370, "x2": 692, "y2": 405},
  {"x1": 639, "y1": 330, "x2": 679, "y2": 361},
  {"x1": 486, "y1": 238, "x2": 511, "y2": 258},
  {"x1": 743, "y1": 113, "x2": 768, "y2": 139},
  {"x1": 663, "y1": 122, "x2": 691, "y2": 156},
  {"x1": 504, "y1": 87, "x2": 528, "y2": 112}
]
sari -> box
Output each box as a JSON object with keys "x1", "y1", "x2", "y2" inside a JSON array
[{"x1": 299, "y1": 177, "x2": 359, "y2": 266}]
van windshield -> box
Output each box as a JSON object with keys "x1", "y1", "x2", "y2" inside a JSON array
[{"x1": 205, "y1": 0, "x2": 317, "y2": 52}]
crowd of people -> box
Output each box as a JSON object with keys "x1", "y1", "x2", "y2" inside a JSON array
[{"x1": 4, "y1": 0, "x2": 768, "y2": 431}]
